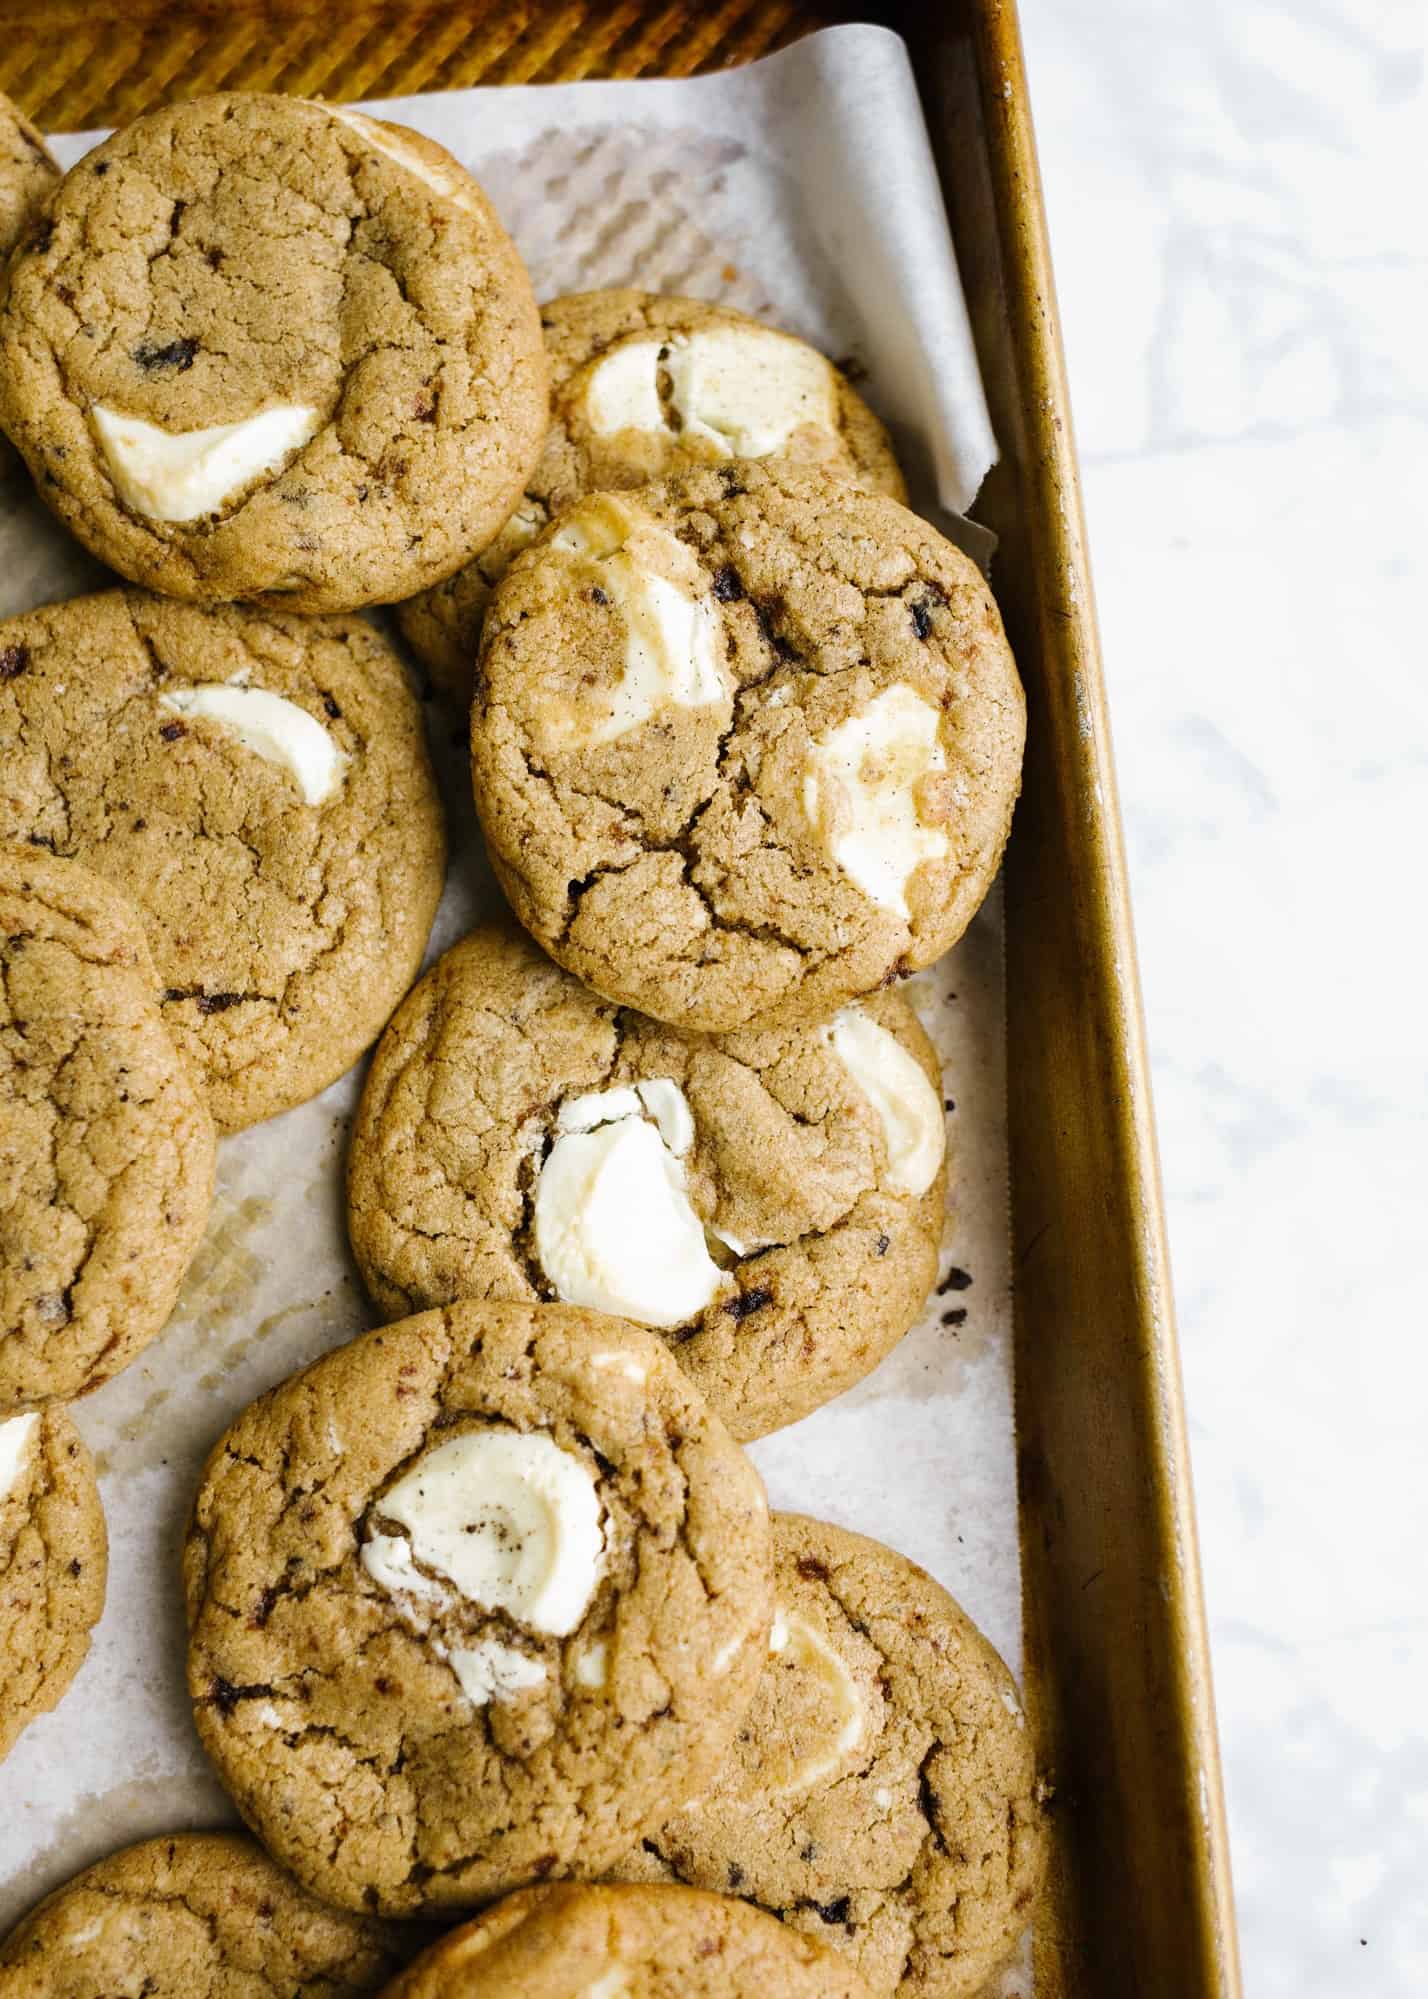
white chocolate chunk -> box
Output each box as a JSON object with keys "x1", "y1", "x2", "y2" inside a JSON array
[
  {"x1": 665, "y1": 326, "x2": 841, "y2": 458},
  {"x1": 829, "y1": 1007, "x2": 945, "y2": 1198},
  {"x1": 573, "y1": 1637, "x2": 610, "y2": 1688},
  {"x1": 91, "y1": 404, "x2": 320, "y2": 522},
  {"x1": 874, "y1": 1785, "x2": 895, "y2": 1812},
  {"x1": 767, "y1": 1608, "x2": 867, "y2": 1794},
  {"x1": 375, "y1": 1429, "x2": 604, "y2": 1637},
  {"x1": 328, "y1": 107, "x2": 481, "y2": 212},
  {"x1": 361, "y1": 1532, "x2": 449, "y2": 1605},
  {"x1": 557, "y1": 1086, "x2": 643, "y2": 1134},
  {"x1": 581, "y1": 328, "x2": 841, "y2": 461},
  {"x1": 534, "y1": 1104, "x2": 726, "y2": 1330},
  {"x1": 803, "y1": 683, "x2": 950, "y2": 917},
  {"x1": 634, "y1": 1077, "x2": 694, "y2": 1156},
  {"x1": 0, "y1": 1412, "x2": 38, "y2": 1503},
  {"x1": 582, "y1": 340, "x2": 667, "y2": 435},
  {"x1": 159, "y1": 685, "x2": 349, "y2": 805},
  {"x1": 444, "y1": 1636, "x2": 546, "y2": 1707},
  {"x1": 589, "y1": 1352, "x2": 648, "y2": 1385},
  {"x1": 548, "y1": 500, "x2": 728, "y2": 746},
  {"x1": 582, "y1": 1971, "x2": 632, "y2": 1999}
]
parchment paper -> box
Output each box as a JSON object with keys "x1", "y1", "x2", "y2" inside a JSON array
[{"x1": 1, "y1": 25, "x2": 1025, "y2": 1982}]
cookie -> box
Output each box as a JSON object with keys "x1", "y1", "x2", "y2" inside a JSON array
[
  {"x1": 0, "y1": 95, "x2": 59, "y2": 484},
  {"x1": 184, "y1": 1300, "x2": 774, "y2": 1915},
  {"x1": 0, "y1": 94, "x2": 58, "y2": 266},
  {"x1": 0, "y1": 1832, "x2": 415, "y2": 1996},
  {"x1": 0, "y1": 590, "x2": 446, "y2": 1132},
  {"x1": 614, "y1": 1515, "x2": 1047, "y2": 1999},
  {"x1": 470, "y1": 461, "x2": 1023, "y2": 1033},
  {"x1": 346, "y1": 924, "x2": 946, "y2": 1440},
  {"x1": 397, "y1": 289, "x2": 906, "y2": 700},
  {"x1": 379, "y1": 1883, "x2": 873, "y2": 1999},
  {"x1": 1, "y1": 847, "x2": 215, "y2": 1410},
  {"x1": 0, "y1": 1405, "x2": 106, "y2": 1764},
  {"x1": 0, "y1": 93, "x2": 548, "y2": 612}
]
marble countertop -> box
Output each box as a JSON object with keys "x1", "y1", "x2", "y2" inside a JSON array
[{"x1": 1017, "y1": 3, "x2": 1424, "y2": 1992}]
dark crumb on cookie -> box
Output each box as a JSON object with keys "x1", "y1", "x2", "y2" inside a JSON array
[
  {"x1": 875, "y1": 1233, "x2": 890, "y2": 1255},
  {"x1": 795, "y1": 1555, "x2": 830, "y2": 1583},
  {"x1": 724, "y1": 1286, "x2": 773, "y2": 1323},
  {"x1": 815, "y1": 1896, "x2": 852, "y2": 1926},
  {"x1": 941, "y1": 1308, "x2": 967, "y2": 1329},
  {"x1": 712, "y1": 564, "x2": 743, "y2": 602},
  {"x1": 0, "y1": 643, "x2": 29, "y2": 678},
  {"x1": 132, "y1": 335, "x2": 198, "y2": 374},
  {"x1": 938, "y1": 1266, "x2": 973, "y2": 1293},
  {"x1": 322, "y1": 692, "x2": 342, "y2": 719},
  {"x1": 911, "y1": 598, "x2": 935, "y2": 640}
]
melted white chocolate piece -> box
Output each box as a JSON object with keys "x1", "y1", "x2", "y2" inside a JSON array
[
  {"x1": 92, "y1": 404, "x2": 320, "y2": 521},
  {"x1": 803, "y1": 683, "x2": 950, "y2": 917},
  {"x1": 158, "y1": 684, "x2": 349, "y2": 805}
]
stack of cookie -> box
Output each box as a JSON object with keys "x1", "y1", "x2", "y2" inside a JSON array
[{"x1": 0, "y1": 88, "x2": 1043, "y2": 1999}]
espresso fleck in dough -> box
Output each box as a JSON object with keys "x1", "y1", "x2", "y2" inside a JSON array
[
  {"x1": 380, "y1": 1882, "x2": 874, "y2": 1999},
  {"x1": 397, "y1": 288, "x2": 906, "y2": 700},
  {"x1": 184, "y1": 1301, "x2": 773, "y2": 1916},
  {"x1": 0, "y1": 93, "x2": 548, "y2": 611},
  {"x1": 1, "y1": 848, "x2": 214, "y2": 1409},
  {"x1": 0, "y1": 591, "x2": 446, "y2": 1132},
  {"x1": 0, "y1": 1832, "x2": 415, "y2": 1995},
  {"x1": 0, "y1": 1405, "x2": 106, "y2": 1764},
  {"x1": 470, "y1": 461, "x2": 1024, "y2": 1033},
  {"x1": 614, "y1": 1515, "x2": 1048, "y2": 1999},
  {"x1": 346, "y1": 924, "x2": 945, "y2": 1440}
]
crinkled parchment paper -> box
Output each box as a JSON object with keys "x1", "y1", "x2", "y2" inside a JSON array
[{"x1": 2, "y1": 27, "x2": 1026, "y2": 1987}]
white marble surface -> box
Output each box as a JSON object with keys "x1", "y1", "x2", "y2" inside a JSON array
[{"x1": 1018, "y1": 3, "x2": 1425, "y2": 1992}]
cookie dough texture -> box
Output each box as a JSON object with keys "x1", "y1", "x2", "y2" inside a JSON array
[
  {"x1": 184, "y1": 1300, "x2": 774, "y2": 1915},
  {"x1": 0, "y1": 1405, "x2": 106, "y2": 1765},
  {"x1": 0, "y1": 590, "x2": 446, "y2": 1132},
  {"x1": 616, "y1": 1515, "x2": 1047, "y2": 1999},
  {"x1": 0, "y1": 94, "x2": 59, "y2": 483},
  {"x1": 0, "y1": 1832, "x2": 414, "y2": 1996},
  {"x1": 347, "y1": 925, "x2": 945, "y2": 1440},
  {"x1": 398, "y1": 289, "x2": 905, "y2": 700},
  {"x1": 0, "y1": 93, "x2": 547, "y2": 611},
  {"x1": 1, "y1": 848, "x2": 215, "y2": 1409},
  {"x1": 379, "y1": 1883, "x2": 873, "y2": 1999},
  {"x1": 0, "y1": 93, "x2": 58, "y2": 264},
  {"x1": 470, "y1": 461, "x2": 1024, "y2": 1033}
]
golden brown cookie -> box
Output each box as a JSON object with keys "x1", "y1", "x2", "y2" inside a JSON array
[
  {"x1": 397, "y1": 289, "x2": 906, "y2": 700},
  {"x1": 0, "y1": 590, "x2": 446, "y2": 1133},
  {"x1": 0, "y1": 1832, "x2": 415, "y2": 1996},
  {"x1": 346, "y1": 924, "x2": 945, "y2": 1440},
  {"x1": 470, "y1": 461, "x2": 1023, "y2": 1033},
  {"x1": 0, "y1": 94, "x2": 548, "y2": 612},
  {"x1": 0, "y1": 1405, "x2": 106, "y2": 1765},
  {"x1": 614, "y1": 1515, "x2": 1047, "y2": 1999},
  {"x1": 184, "y1": 1301, "x2": 774, "y2": 1916},
  {"x1": 1, "y1": 848, "x2": 215, "y2": 1411},
  {"x1": 0, "y1": 94, "x2": 59, "y2": 478},
  {"x1": 379, "y1": 1883, "x2": 873, "y2": 1999}
]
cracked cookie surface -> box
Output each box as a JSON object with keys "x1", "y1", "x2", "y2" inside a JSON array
[
  {"x1": 183, "y1": 1300, "x2": 774, "y2": 1916},
  {"x1": 0, "y1": 91, "x2": 58, "y2": 482},
  {"x1": 1, "y1": 848, "x2": 215, "y2": 1409},
  {"x1": 0, "y1": 93, "x2": 548, "y2": 611},
  {"x1": 346, "y1": 924, "x2": 945, "y2": 1440},
  {"x1": 380, "y1": 1882, "x2": 874, "y2": 1998},
  {"x1": 0, "y1": 590, "x2": 446, "y2": 1133},
  {"x1": 0, "y1": 1404, "x2": 106, "y2": 1764},
  {"x1": 397, "y1": 288, "x2": 905, "y2": 701},
  {"x1": 613, "y1": 1514, "x2": 1047, "y2": 1999},
  {"x1": 470, "y1": 461, "x2": 1024, "y2": 1033},
  {"x1": 0, "y1": 1832, "x2": 415, "y2": 1996}
]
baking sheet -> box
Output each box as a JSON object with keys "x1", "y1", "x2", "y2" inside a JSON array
[{"x1": 1, "y1": 23, "x2": 1024, "y2": 1978}]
